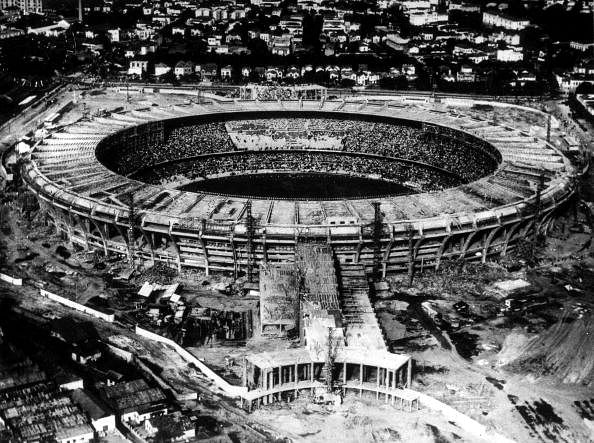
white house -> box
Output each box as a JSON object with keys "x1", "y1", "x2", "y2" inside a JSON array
[
  {"x1": 171, "y1": 26, "x2": 185, "y2": 36},
  {"x1": 483, "y1": 11, "x2": 529, "y2": 30},
  {"x1": 107, "y1": 28, "x2": 120, "y2": 42},
  {"x1": 220, "y1": 65, "x2": 233, "y2": 78},
  {"x1": 154, "y1": 63, "x2": 171, "y2": 76},
  {"x1": 496, "y1": 48, "x2": 523, "y2": 62},
  {"x1": 128, "y1": 60, "x2": 148, "y2": 76},
  {"x1": 265, "y1": 67, "x2": 282, "y2": 81},
  {"x1": 174, "y1": 61, "x2": 194, "y2": 77}
]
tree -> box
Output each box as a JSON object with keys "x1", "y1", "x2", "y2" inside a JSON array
[
  {"x1": 575, "y1": 82, "x2": 594, "y2": 95},
  {"x1": 379, "y1": 76, "x2": 398, "y2": 90},
  {"x1": 247, "y1": 38, "x2": 269, "y2": 58},
  {"x1": 340, "y1": 78, "x2": 355, "y2": 88}
]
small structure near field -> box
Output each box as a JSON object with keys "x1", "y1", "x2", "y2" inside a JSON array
[{"x1": 259, "y1": 263, "x2": 300, "y2": 336}]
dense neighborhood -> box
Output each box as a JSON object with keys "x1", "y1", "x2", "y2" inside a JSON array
[{"x1": 0, "y1": 0, "x2": 593, "y2": 98}]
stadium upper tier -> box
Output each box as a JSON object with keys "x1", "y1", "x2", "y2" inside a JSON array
[
  {"x1": 96, "y1": 115, "x2": 500, "y2": 190},
  {"x1": 22, "y1": 94, "x2": 576, "y2": 274}
]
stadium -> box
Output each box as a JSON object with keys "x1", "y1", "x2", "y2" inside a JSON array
[{"x1": 22, "y1": 89, "x2": 577, "y2": 277}]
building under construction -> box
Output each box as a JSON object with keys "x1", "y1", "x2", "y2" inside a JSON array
[{"x1": 243, "y1": 243, "x2": 415, "y2": 411}]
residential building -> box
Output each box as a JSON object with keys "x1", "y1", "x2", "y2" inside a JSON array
[
  {"x1": 220, "y1": 65, "x2": 233, "y2": 79},
  {"x1": 98, "y1": 379, "x2": 168, "y2": 424},
  {"x1": 497, "y1": 48, "x2": 523, "y2": 62},
  {"x1": 482, "y1": 11, "x2": 530, "y2": 30},
  {"x1": 0, "y1": 0, "x2": 42, "y2": 13},
  {"x1": 174, "y1": 61, "x2": 194, "y2": 77},
  {"x1": 154, "y1": 63, "x2": 171, "y2": 76},
  {"x1": 128, "y1": 60, "x2": 149, "y2": 76}
]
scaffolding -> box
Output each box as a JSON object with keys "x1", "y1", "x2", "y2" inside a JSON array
[
  {"x1": 245, "y1": 200, "x2": 255, "y2": 282},
  {"x1": 127, "y1": 192, "x2": 136, "y2": 268},
  {"x1": 372, "y1": 202, "x2": 382, "y2": 282}
]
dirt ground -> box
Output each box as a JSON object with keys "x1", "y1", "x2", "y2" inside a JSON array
[{"x1": 250, "y1": 393, "x2": 494, "y2": 443}]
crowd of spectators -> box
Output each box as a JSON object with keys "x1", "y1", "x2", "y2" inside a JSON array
[
  {"x1": 227, "y1": 118, "x2": 498, "y2": 181},
  {"x1": 111, "y1": 117, "x2": 500, "y2": 184},
  {"x1": 134, "y1": 151, "x2": 460, "y2": 193},
  {"x1": 106, "y1": 123, "x2": 236, "y2": 174}
]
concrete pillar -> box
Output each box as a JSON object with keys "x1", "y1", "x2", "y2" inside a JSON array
[
  {"x1": 294, "y1": 363, "x2": 298, "y2": 384},
  {"x1": 360, "y1": 364, "x2": 363, "y2": 385},
  {"x1": 343, "y1": 362, "x2": 347, "y2": 385},
  {"x1": 376, "y1": 366, "x2": 380, "y2": 399},
  {"x1": 407, "y1": 359, "x2": 412, "y2": 388},
  {"x1": 311, "y1": 363, "x2": 314, "y2": 382}
]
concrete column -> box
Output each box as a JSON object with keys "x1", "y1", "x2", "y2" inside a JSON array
[
  {"x1": 311, "y1": 363, "x2": 314, "y2": 382},
  {"x1": 376, "y1": 366, "x2": 380, "y2": 399},
  {"x1": 343, "y1": 362, "x2": 347, "y2": 385},
  {"x1": 360, "y1": 364, "x2": 363, "y2": 385},
  {"x1": 294, "y1": 363, "x2": 298, "y2": 384},
  {"x1": 407, "y1": 359, "x2": 412, "y2": 388}
]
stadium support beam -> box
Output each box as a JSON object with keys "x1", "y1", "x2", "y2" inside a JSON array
[
  {"x1": 501, "y1": 221, "x2": 522, "y2": 256},
  {"x1": 168, "y1": 233, "x2": 182, "y2": 272},
  {"x1": 261, "y1": 229, "x2": 268, "y2": 263},
  {"x1": 482, "y1": 226, "x2": 503, "y2": 263},
  {"x1": 382, "y1": 228, "x2": 395, "y2": 279},
  {"x1": 88, "y1": 219, "x2": 108, "y2": 256},
  {"x1": 355, "y1": 227, "x2": 364, "y2": 263},
  {"x1": 406, "y1": 224, "x2": 415, "y2": 287},
  {"x1": 139, "y1": 220, "x2": 155, "y2": 265},
  {"x1": 76, "y1": 214, "x2": 91, "y2": 250},
  {"x1": 435, "y1": 234, "x2": 452, "y2": 270},
  {"x1": 198, "y1": 224, "x2": 209, "y2": 275},
  {"x1": 372, "y1": 202, "x2": 382, "y2": 281},
  {"x1": 459, "y1": 230, "x2": 479, "y2": 259},
  {"x1": 246, "y1": 200, "x2": 255, "y2": 282},
  {"x1": 230, "y1": 232, "x2": 237, "y2": 279}
]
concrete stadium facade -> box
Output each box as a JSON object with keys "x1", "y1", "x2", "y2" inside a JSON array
[{"x1": 22, "y1": 92, "x2": 576, "y2": 277}]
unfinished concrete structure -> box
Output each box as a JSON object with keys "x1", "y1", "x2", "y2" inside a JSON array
[
  {"x1": 243, "y1": 243, "x2": 415, "y2": 410},
  {"x1": 259, "y1": 263, "x2": 300, "y2": 336},
  {"x1": 22, "y1": 92, "x2": 576, "y2": 277},
  {"x1": 241, "y1": 348, "x2": 415, "y2": 411}
]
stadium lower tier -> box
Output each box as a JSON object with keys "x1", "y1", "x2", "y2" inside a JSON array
[
  {"x1": 37, "y1": 191, "x2": 570, "y2": 276},
  {"x1": 130, "y1": 150, "x2": 462, "y2": 197}
]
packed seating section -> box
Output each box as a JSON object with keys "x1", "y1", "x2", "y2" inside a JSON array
[{"x1": 99, "y1": 117, "x2": 501, "y2": 188}]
